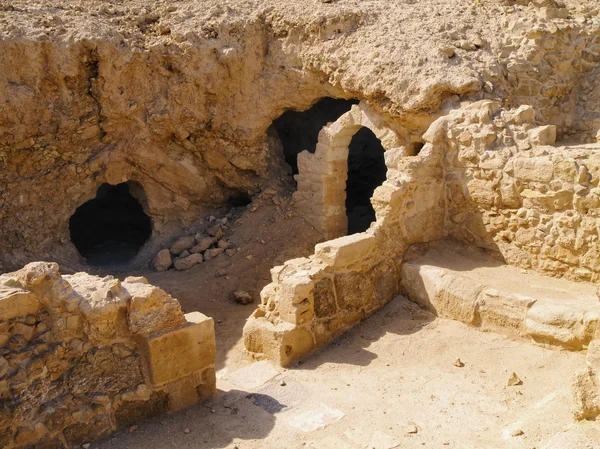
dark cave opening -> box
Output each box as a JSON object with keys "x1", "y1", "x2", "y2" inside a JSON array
[
  {"x1": 272, "y1": 97, "x2": 359, "y2": 175},
  {"x1": 69, "y1": 182, "x2": 152, "y2": 266},
  {"x1": 346, "y1": 127, "x2": 387, "y2": 235}
]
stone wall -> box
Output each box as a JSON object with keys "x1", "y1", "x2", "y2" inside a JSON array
[
  {"x1": 489, "y1": 13, "x2": 600, "y2": 143},
  {"x1": 430, "y1": 100, "x2": 600, "y2": 282},
  {"x1": 0, "y1": 262, "x2": 215, "y2": 448},
  {"x1": 244, "y1": 115, "x2": 445, "y2": 365},
  {"x1": 292, "y1": 102, "x2": 408, "y2": 239}
]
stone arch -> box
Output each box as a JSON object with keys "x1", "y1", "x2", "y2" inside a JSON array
[{"x1": 293, "y1": 103, "x2": 407, "y2": 239}]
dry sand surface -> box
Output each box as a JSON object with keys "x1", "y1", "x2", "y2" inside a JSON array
[{"x1": 91, "y1": 296, "x2": 599, "y2": 449}]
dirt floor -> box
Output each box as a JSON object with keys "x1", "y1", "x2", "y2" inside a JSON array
[
  {"x1": 88, "y1": 295, "x2": 599, "y2": 449},
  {"x1": 75, "y1": 194, "x2": 600, "y2": 449}
]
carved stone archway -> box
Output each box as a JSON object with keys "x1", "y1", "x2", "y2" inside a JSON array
[{"x1": 292, "y1": 103, "x2": 406, "y2": 239}]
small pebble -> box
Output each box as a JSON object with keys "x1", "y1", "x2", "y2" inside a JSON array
[
  {"x1": 453, "y1": 358, "x2": 465, "y2": 367},
  {"x1": 406, "y1": 424, "x2": 418, "y2": 434},
  {"x1": 184, "y1": 428, "x2": 190, "y2": 434},
  {"x1": 508, "y1": 372, "x2": 522, "y2": 386}
]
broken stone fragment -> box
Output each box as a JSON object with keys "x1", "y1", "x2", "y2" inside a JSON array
[
  {"x1": 207, "y1": 225, "x2": 224, "y2": 239},
  {"x1": 170, "y1": 236, "x2": 196, "y2": 255},
  {"x1": 232, "y1": 291, "x2": 253, "y2": 305},
  {"x1": 191, "y1": 237, "x2": 217, "y2": 254},
  {"x1": 153, "y1": 249, "x2": 172, "y2": 272},
  {"x1": 205, "y1": 248, "x2": 224, "y2": 260},
  {"x1": 453, "y1": 358, "x2": 464, "y2": 367},
  {"x1": 174, "y1": 253, "x2": 203, "y2": 271},
  {"x1": 507, "y1": 372, "x2": 522, "y2": 386}
]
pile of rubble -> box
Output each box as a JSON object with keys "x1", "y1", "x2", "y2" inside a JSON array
[{"x1": 153, "y1": 218, "x2": 234, "y2": 272}]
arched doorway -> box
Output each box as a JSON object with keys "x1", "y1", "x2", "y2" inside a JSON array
[
  {"x1": 293, "y1": 103, "x2": 402, "y2": 239},
  {"x1": 69, "y1": 182, "x2": 152, "y2": 265},
  {"x1": 272, "y1": 97, "x2": 359, "y2": 175},
  {"x1": 346, "y1": 128, "x2": 387, "y2": 234}
]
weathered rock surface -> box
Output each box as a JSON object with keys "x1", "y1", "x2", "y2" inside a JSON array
[
  {"x1": 153, "y1": 249, "x2": 172, "y2": 272},
  {"x1": 174, "y1": 253, "x2": 204, "y2": 271},
  {"x1": 1, "y1": 0, "x2": 599, "y2": 272},
  {"x1": 170, "y1": 237, "x2": 196, "y2": 256},
  {"x1": 400, "y1": 241, "x2": 600, "y2": 351},
  {"x1": 0, "y1": 262, "x2": 216, "y2": 449}
]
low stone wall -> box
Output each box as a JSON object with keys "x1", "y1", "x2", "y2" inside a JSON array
[
  {"x1": 244, "y1": 118, "x2": 445, "y2": 365},
  {"x1": 400, "y1": 241, "x2": 600, "y2": 351},
  {"x1": 0, "y1": 262, "x2": 215, "y2": 449}
]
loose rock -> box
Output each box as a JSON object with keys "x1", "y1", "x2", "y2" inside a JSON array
[
  {"x1": 170, "y1": 236, "x2": 196, "y2": 255},
  {"x1": 192, "y1": 237, "x2": 217, "y2": 253},
  {"x1": 232, "y1": 290, "x2": 253, "y2": 305},
  {"x1": 453, "y1": 358, "x2": 464, "y2": 367},
  {"x1": 153, "y1": 249, "x2": 172, "y2": 272},
  {"x1": 508, "y1": 372, "x2": 522, "y2": 386},
  {"x1": 174, "y1": 253, "x2": 203, "y2": 271}
]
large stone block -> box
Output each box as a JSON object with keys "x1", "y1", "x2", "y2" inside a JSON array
[
  {"x1": 477, "y1": 289, "x2": 536, "y2": 336},
  {"x1": 315, "y1": 233, "x2": 376, "y2": 268},
  {"x1": 526, "y1": 301, "x2": 598, "y2": 350},
  {"x1": 513, "y1": 157, "x2": 554, "y2": 182},
  {"x1": 243, "y1": 318, "x2": 314, "y2": 366},
  {"x1": 0, "y1": 286, "x2": 40, "y2": 321},
  {"x1": 140, "y1": 312, "x2": 215, "y2": 385},
  {"x1": 313, "y1": 277, "x2": 338, "y2": 319}
]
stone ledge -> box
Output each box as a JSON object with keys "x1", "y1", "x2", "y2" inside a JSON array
[{"x1": 400, "y1": 241, "x2": 600, "y2": 351}]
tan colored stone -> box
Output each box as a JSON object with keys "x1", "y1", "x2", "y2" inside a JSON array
[
  {"x1": 140, "y1": 312, "x2": 215, "y2": 385},
  {"x1": 153, "y1": 249, "x2": 172, "y2": 272},
  {"x1": 173, "y1": 253, "x2": 203, "y2": 271}
]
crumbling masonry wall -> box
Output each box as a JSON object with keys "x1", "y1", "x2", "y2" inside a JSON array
[
  {"x1": 292, "y1": 103, "x2": 408, "y2": 239},
  {"x1": 244, "y1": 115, "x2": 445, "y2": 365},
  {"x1": 433, "y1": 100, "x2": 600, "y2": 282},
  {"x1": 245, "y1": 99, "x2": 600, "y2": 365},
  {"x1": 0, "y1": 262, "x2": 215, "y2": 448}
]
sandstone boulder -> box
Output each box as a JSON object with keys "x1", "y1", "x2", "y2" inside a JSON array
[{"x1": 191, "y1": 237, "x2": 217, "y2": 254}]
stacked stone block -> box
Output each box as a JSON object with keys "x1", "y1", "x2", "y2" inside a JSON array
[
  {"x1": 0, "y1": 262, "x2": 215, "y2": 448},
  {"x1": 292, "y1": 103, "x2": 407, "y2": 239}
]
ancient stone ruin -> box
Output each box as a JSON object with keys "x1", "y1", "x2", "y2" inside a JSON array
[{"x1": 1, "y1": 0, "x2": 600, "y2": 447}]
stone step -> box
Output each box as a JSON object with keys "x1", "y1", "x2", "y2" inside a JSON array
[{"x1": 400, "y1": 241, "x2": 600, "y2": 351}]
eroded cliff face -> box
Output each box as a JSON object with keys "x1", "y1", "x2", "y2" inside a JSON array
[
  {"x1": 0, "y1": 32, "x2": 344, "y2": 270},
  {"x1": 1, "y1": 0, "x2": 600, "y2": 273}
]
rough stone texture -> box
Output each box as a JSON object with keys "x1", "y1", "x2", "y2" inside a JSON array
[
  {"x1": 400, "y1": 241, "x2": 600, "y2": 350},
  {"x1": 435, "y1": 101, "x2": 600, "y2": 283},
  {"x1": 572, "y1": 325, "x2": 600, "y2": 420},
  {"x1": 2, "y1": 1, "x2": 600, "y2": 271},
  {"x1": 0, "y1": 262, "x2": 215, "y2": 449},
  {"x1": 152, "y1": 249, "x2": 172, "y2": 272},
  {"x1": 244, "y1": 95, "x2": 446, "y2": 363}
]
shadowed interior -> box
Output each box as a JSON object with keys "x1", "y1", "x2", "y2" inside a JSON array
[
  {"x1": 346, "y1": 127, "x2": 387, "y2": 234},
  {"x1": 69, "y1": 182, "x2": 152, "y2": 266}
]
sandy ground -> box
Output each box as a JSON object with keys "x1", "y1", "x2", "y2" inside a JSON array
[
  {"x1": 80, "y1": 196, "x2": 600, "y2": 449},
  {"x1": 90, "y1": 295, "x2": 599, "y2": 449}
]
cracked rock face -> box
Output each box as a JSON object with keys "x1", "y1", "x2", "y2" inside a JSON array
[{"x1": 2, "y1": 0, "x2": 598, "y2": 272}]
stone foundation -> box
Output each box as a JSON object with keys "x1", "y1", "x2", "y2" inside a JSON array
[{"x1": 0, "y1": 262, "x2": 215, "y2": 449}]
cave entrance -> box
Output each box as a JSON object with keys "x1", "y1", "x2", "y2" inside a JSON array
[
  {"x1": 69, "y1": 182, "x2": 152, "y2": 266},
  {"x1": 272, "y1": 97, "x2": 359, "y2": 175},
  {"x1": 346, "y1": 128, "x2": 387, "y2": 234}
]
